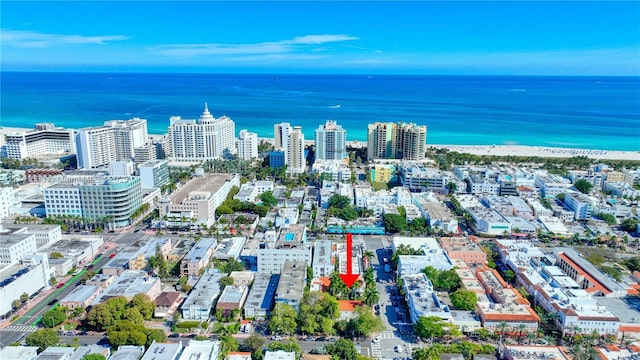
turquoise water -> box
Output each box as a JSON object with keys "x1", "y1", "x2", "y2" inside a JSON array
[
  {"x1": 284, "y1": 233, "x2": 295, "y2": 241},
  {"x1": 1, "y1": 72, "x2": 639, "y2": 150}
]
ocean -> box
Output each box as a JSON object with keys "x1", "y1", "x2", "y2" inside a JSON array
[{"x1": 1, "y1": 72, "x2": 639, "y2": 151}]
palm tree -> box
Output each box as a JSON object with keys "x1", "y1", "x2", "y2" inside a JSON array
[
  {"x1": 496, "y1": 321, "x2": 510, "y2": 345},
  {"x1": 363, "y1": 286, "x2": 380, "y2": 307},
  {"x1": 526, "y1": 331, "x2": 536, "y2": 344},
  {"x1": 516, "y1": 323, "x2": 527, "y2": 344}
]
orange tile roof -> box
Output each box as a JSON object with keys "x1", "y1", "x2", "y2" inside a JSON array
[
  {"x1": 618, "y1": 325, "x2": 640, "y2": 332},
  {"x1": 627, "y1": 288, "x2": 640, "y2": 296},
  {"x1": 318, "y1": 277, "x2": 331, "y2": 287},
  {"x1": 338, "y1": 300, "x2": 364, "y2": 312},
  {"x1": 559, "y1": 253, "x2": 611, "y2": 295}
]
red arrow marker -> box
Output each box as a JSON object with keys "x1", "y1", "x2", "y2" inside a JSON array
[{"x1": 339, "y1": 233, "x2": 359, "y2": 288}]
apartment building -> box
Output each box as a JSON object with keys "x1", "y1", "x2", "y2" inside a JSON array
[
  {"x1": 237, "y1": 129, "x2": 259, "y2": 160},
  {"x1": 158, "y1": 173, "x2": 240, "y2": 227},
  {"x1": 4, "y1": 123, "x2": 75, "y2": 159},
  {"x1": 138, "y1": 159, "x2": 170, "y2": 189},
  {"x1": 180, "y1": 238, "x2": 217, "y2": 277},
  {"x1": 257, "y1": 224, "x2": 312, "y2": 274},
  {"x1": 315, "y1": 120, "x2": 347, "y2": 161},
  {"x1": 168, "y1": 103, "x2": 236, "y2": 161},
  {"x1": 275, "y1": 261, "x2": 306, "y2": 310}
]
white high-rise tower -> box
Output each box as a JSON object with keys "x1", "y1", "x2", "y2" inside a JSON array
[
  {"x1": 315, "y1": 120, "x2": 347, "y2": 161},
  {"x1": 237, "y1": 129, "x2": 258, "y2": 160}
]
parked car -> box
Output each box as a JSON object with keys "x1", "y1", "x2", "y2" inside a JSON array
[
  {"x1": 372, "y1": 336, "x2": 382, "y2": 344},
  {"x1": 394, "y1": 345, "x2": 404, "y2": 353},
  {"x1": 56, "y1": 282, "x2": 65, "y2": 288}
]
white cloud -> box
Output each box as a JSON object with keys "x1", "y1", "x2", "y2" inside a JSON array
[
  {"x1": 152, "y1": 34, "x2": 358, "y2": 57},
  {"x1": 1, "y1": 29, "x2": 128, "y2": 48},
  {"x1": 285, "y1": 34, "x2": 359, "y2": 45}
]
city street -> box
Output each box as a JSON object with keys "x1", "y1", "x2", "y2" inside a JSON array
[{"x1": 362, "y1": 235, "x2": 421, "y2": 359}]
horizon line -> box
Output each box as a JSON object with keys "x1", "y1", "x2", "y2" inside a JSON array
[{"x1": 2, "y1": 70, "x2": 639, "y2": 78}]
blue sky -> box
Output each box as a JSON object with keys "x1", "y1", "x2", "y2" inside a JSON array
[{"x1": 2, "y1": 1, "x2": 639, "y2": 75}]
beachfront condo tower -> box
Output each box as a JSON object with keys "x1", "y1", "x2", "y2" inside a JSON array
[
  {"x1": 315, "y1": 120, "x2": 347, "y2": 161},
  {"x1": 76, "y1": 118, "x2": 149, "y2": 169},
  {"x1": 238, "y1": 129, "x2": 259, "y2": 160},
  {"x1": 287, "y1": 126, "x2": 306, "y2": 174},
  {"x1": 274, "y1": 122, "x2": 292, "y2": 165},
  {"x1": 367, "y1": 122, "x2": 427, "y2": 161},
  {"x1": 168, "y1": 103, "x2": 236, "y2": 161}
]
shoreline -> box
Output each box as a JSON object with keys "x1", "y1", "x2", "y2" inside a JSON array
[{"x1": 2, "y1": 127, "x2": 638, "y2": 161}]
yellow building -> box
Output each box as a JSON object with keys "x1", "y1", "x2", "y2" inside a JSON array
[{"x1": 370, "y1": 163, "x2": 395, "y2": 183}]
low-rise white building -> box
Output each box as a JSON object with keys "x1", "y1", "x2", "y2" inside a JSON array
[
  {"x1": 181, "y1": 270, "x2": 223, "y2": 320},
  {"x1": 402, "y1": 273, "x2": 452, "y2": 323}
]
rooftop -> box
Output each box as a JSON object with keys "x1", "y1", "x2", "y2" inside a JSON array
[
  {"x1": 503, "y1": 345, "x2": 571, "y2": 360},
  {"x1": 169, "y1": 174, "x2": 235, "y2": 205},
  {"x1": 140, "y1": 342, "x2": 182, "y2": 360},
  {"x1": 178, "y1": 340, "x2": 220, "y2": 360},
  {"x1": 61, "y1": 285, "x2": 100, "y2": 303},
  {"x1": 217, "y1": 285, "x2": 249, "y2": 305}
]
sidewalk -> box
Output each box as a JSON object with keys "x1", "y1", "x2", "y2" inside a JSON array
[{"x1": 0, "y1": 281, "x2": 61, "y2": 330}]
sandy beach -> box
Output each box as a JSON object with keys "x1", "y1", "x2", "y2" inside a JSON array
[
  {"x1": 432, "y1": 144, "x2": 639, "y2": 161},
  {"x1": 2, "y1": 127, "x2": 638, "y2": 161}
]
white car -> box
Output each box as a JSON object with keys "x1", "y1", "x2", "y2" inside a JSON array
[
  {"x1": 394, "y1": 345, "x2": 404, "y2": 353},
  {"x1": 371, "y1": 336, "x2": 382, "y2": 344}
]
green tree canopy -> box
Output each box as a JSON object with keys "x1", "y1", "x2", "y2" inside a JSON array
[
  {"x1": 383, "y1": 213, "x2": 407, "y2": 233},
  {"x1": 82, "y1": 355, "x2": 107, "y2": 360},
  {"x1": 260, "y1": 191, "x2": 278, "y2": 208},
  {"x1": 242, "y1": 334, "x2": 267, "y2": 353},
  {"x1": 220, "y1": 276, "x2": 235, "y2": 287},
  {"x1": 423, "y1": 267, "x2": 462, "y2": 292},
  {"x1": 450, "y1": 289, "x2": 478, "y2": 311},
  {"x1": 574, "y1": 179, "x2": 593, "y2": 194},
  {"x1": 325, "y1": 338, "x2": 360, "y2": 360},
  {"x1": 267, "y1": 339, "x2": 302, "y2": 359},
  {"x1": 297, "y1": 292, "x2": 339, "y2": 335},
  {"x1": 414, "y1": 316, "x2": 447, "y2": 340},
  {"x1": 622, "y1": 257, "x2": 640, "y2": 272},
  {"x1": 595, "y1": 213, "x2": 616, "y2": 225},
  {"x1": 41, "y1": 306, "x2": 67, "y2": 328},
  {"x1": 328, "y1": 194, "x2": 352, "y2": 209},
  {"x1": 621, "y1": 218, "x2": 639, "y2": 233},
  {"x1": 25, "y1": 328, "x2": 59, "y2": 352},
  {"x1": 269, "y1": 303, "x2": 298, "y2": 335}
]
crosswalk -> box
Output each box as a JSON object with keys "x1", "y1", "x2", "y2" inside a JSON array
[
  {"x1": 2, "y1": 325, "x2": 37, "y2": 333},
  {"x1": 370, "y1": 331, "x2": 420, "y2": 360}
]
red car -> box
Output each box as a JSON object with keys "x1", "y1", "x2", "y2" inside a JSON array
[
  {"x1": 109, "y1": 253, "x2": 116, "y2": 258},
  {"x1": 56, "y1": 282, "x2": 65, "y2": 288}
]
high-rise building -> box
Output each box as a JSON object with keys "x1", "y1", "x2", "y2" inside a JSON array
[
  {"x1": 43, "y1": 176, "x2": 143, "y2": 228},
  {"x1": 168, "y1": 103, "x2": 236, "y2": 161},
  {"x1": 367, "y1": 122, "x2": 427, "y2": 161},
  {"x1": 138, "y1": 159, "x2": 170, "y2": 189},
  {"x1": 4, "y1": 123, "x2": 75, "y2": 159},
  {"x1": 273, "y1": 123, "x2": 291, "y2": 164},
  {"x1": 76, "y1": 118, "x2": 150, "y2": 169},
  {"x1": 104, "y1": 118, "x2": 148, "y2": 160},
  {"x1": 76, "y1": 126, "x2": 118, "y2": 169},
  {"x1": 287, "y1": 126, "x2": 306, "y2": 174},
  {"x1": 367, "y1": 122, "x2": 396, "y2": 161},
  {"x1": 315, "y1": 120, "x2": 347, "y2": 161},
  {"x1": 237, "y1": 129, "x2": 258, "y2": 160},
  {"x1": 396, "y1": 122, "x2": 427, "y2": 160}
]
